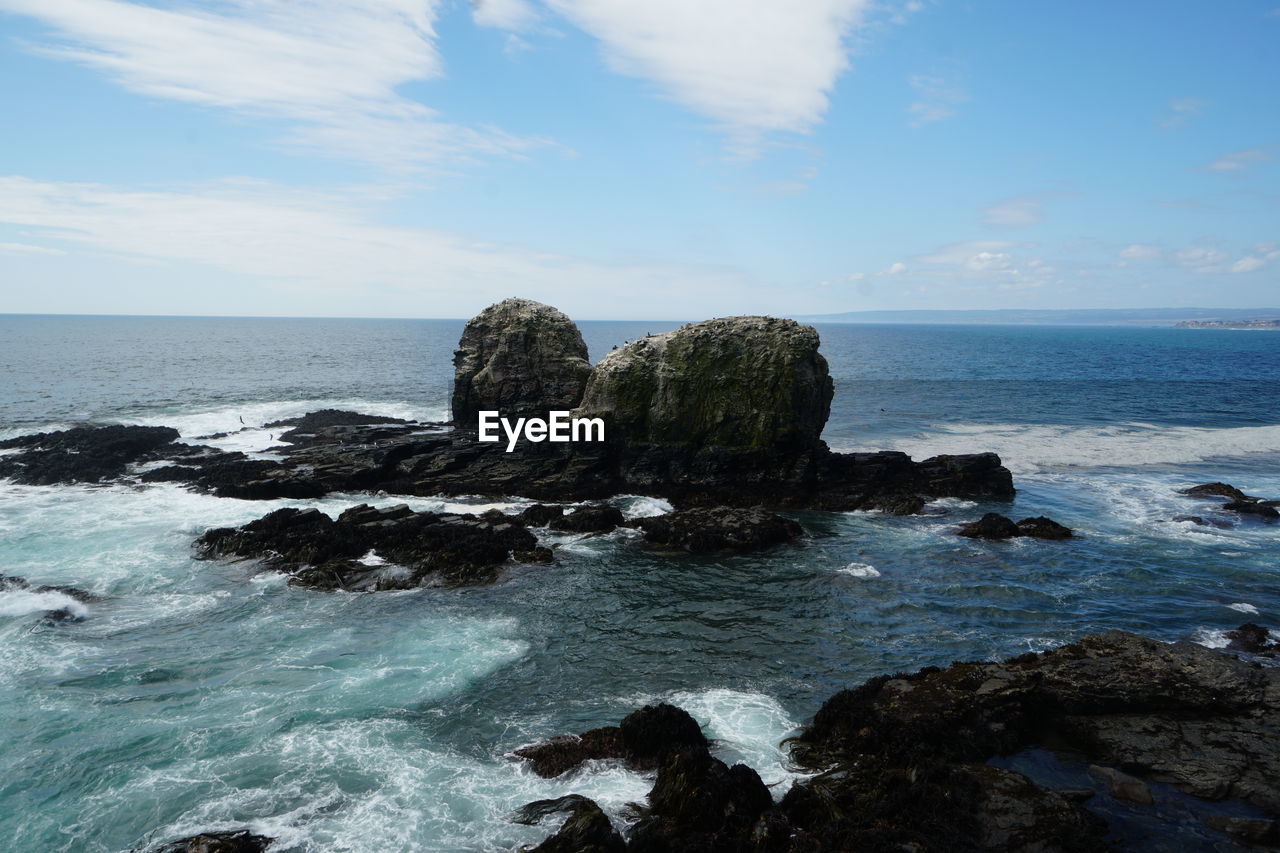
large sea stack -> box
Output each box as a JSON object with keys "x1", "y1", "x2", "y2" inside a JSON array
[
  {"x1": 451, "y1": 298, "x2": 594, "y2": 430},
  {"x1": 577, "y1": 316, "x2": 833, "y2": 451}
]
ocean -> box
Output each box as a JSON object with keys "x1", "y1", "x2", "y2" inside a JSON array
[{"x1": 1, "y1": 315, "x2": 1278, "y2": 851}]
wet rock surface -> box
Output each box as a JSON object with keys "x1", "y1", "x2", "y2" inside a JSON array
[
  {"x1": 548, "y1": 504, "x2": 626, "y2": 534},
  {"x1": 792, "y1": 631, "x2": 1280, "y2": 813},
  {"x1": 451, "y1": 298, "x2": 594, "y2": 431},
  {"x1": 1226, "y1": 622, "x2": 1280, "y2": 656},
  {"x1": 634, "y1": 506, "x2": 803, "y2": 553},
  {"x1": 517, "y1": 633, "x2": 1278, "y2": 851},
  {"x1": 1180, "y1": 481, "x2": 1279, "y2": 522},
  {"x1": 957, "y1": 512, "x2": 1074, "y2": 540},
  {"x1": 195, "y1": 503, "x2": 538, "y2": 589},
  {"x1": 515, "y1": 795, "x2": 627, "y2": 853},
  {"x1": 514, "y1": 703, "x2": 709, "y2": 778},
  {"x1": 0, "y1": 424, "x2": 179, "y2": 485},
  {"x1": 152, "y1": 830, "x2": 274, "y2": 852}
]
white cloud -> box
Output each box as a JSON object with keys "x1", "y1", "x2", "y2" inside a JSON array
[
  {"x1": 883, "y1": 261, "x2": 908, "y2": 275},
  {"x1": 917, "y1": 241, "x2": 1019, "y2": 266},
  {"x1": 1157, "y1": 97, "x2": 1208, "y2": 130},
  {"x1": 471, "y1": 0, "x2": 538, "y2": 30},
  {"x1": 544, "y1": 0, "x2": 869, "y2": 139},
  {"x1": 1174, "y1": 247, "x2": 1227, "y2": 272},
  {"x1": 1118, "y1": 243, "x2": 1161, "y2": 261},
  {"x1": 1229, "y1": 243, "x2": 1280, "y2": 273},
  {"x1": 0, "y1": 175, "x2": 754, "y2": 317},
  {"x1": 965, "y1": 251, "x2": 1012, "y2": 272},
  {"x1": 906, "y1": 72, "x2": 967, "y2": 126},
  {"x1": 0, "y1": 0, "x2": 543, "y2": 169},
  {"x1": 1205, "y1": 147, "x2": 1274, "y2": 172},
  {"x1": 983, "y1": 195, "x2": 1046, "y2": 228},
  {"x1": 1231, "y1": 255, "x2": 1267, "y2": 273}
]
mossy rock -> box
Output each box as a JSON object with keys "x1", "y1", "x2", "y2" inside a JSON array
[{"x1": 576, "y1": 316, "x2": 833, "y2": 450}]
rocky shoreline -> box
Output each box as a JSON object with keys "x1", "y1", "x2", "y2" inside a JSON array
[
  {"x1": 5, "y1": 299, "x2": 1276, "y2": 851},
  {"x1": 155, "y1": 629, "x2": 1280, "y2": 852},
  {"x1": 0, "y1": 299, "x2": 1015, "y2": 512}
]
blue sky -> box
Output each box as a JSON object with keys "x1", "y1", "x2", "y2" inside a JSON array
[{"x1": 0, "y1": 0, "x2": 1276, "y2": 319}]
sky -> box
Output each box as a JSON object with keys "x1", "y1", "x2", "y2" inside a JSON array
[{"x1": 0, "y1": 0, "x2": 1277, "y2": 320}]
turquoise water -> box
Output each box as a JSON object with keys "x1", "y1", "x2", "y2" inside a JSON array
[{"x1": 1, "y1": 316, "x2": 1278, "y2": 851}]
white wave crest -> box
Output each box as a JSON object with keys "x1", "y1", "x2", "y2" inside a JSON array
[
  {"x1": 0, "y1": 590, "x2": 88, "y2": 619},
  {"x1": 834, "y1": 422, "x2": 1280, "y2": 474},
  {"x1": 1227, "y1": 602, "x2": 1260, "y2": 615},
  {"x1": 665, "y1": 689, "x2": 803, "y2": 791},
  {"x1": 837, "y1": 563, "x2": 881, "y2": 578}
]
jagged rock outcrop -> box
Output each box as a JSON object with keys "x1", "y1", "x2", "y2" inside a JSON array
[
  {"x1": 957, "y1": 512, "x2": 1073, "y2": 540},
  {"x1": 3, "y1": 303, "x2": 1016, "y2": 513},
  {"x1": 635, "y1": 506, "x2": 803, "y2": 553},
  {"x1": 153, "y1": 830, "x2": 273, "y2": 852},
  {"x1": 0, "y1": 424, "x2": 179, "y2": 485},
  {"x1": 451, "y1": 298, "x2": 593, "y2": 430},
  {"x1": 577, "y1": 316, "x2": 832, "y2": 451},
  {"x1": 515, "y1": 796, "x2": 626, "y2": 853},
  {"x1": 791, "y1": 631, "x2": 1280, "y2": 814},
  {"x1": 195, "y1": 504, "x2": 539, "y2": 589},
  {"x1": 514, "y1": 703, "x2": 708, "y2": 778}
]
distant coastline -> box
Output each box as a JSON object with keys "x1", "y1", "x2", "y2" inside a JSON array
[
  {"x1": 1175, "y1": 318, "x2": 1280, "y2": 329},
  {"x1": 795, "y1": 307, "x2": 1280, "y2": 327}
]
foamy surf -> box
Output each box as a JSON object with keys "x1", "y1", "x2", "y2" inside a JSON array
[
  {"x1": 0, "y1": 589, "x2": 88, "y2": 620},
  {"x1": 833, "y1": 422, "x2": 1280, "y2": 474},
  {"x1": 837, "y1": 563, "x2": 881, "y2": 578}
]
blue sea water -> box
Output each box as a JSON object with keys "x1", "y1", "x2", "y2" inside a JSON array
[{"x1": 0, "y1": 315, "x2": 1278, "y2": 851}]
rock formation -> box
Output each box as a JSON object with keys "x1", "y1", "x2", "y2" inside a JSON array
[
  {"x1": 195, "y1": 504, "x2": 541, "y2": 589},
  {"x1": 520, "y1": 632, "x2": 1280, "y2": 851},
  {"x1": 635, "y1": 506, "x2": 803, "y2": 552},
  {"x1": 577, "y1": 316, "x2": 832, "y2": 451},
  {"x1": 451, "y1": 298, "x2": 593, "y2": 430},
  {"x1": 1, "y1": 303, "x2": 1016, "y2": 512}
]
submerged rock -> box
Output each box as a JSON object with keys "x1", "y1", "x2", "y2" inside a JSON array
[
  {"x1": 1226, "y1": 622, "x2": 1279, "y2": 656},
  {"x1": 514, "y1": 703, "x2": 708, "y2": 778},
  {"x1": 957, "y1": 512, "x2": 1022, "y2": 539},
  {"x1": 958, "y1": 512, "x2": 1073, "y2": 540},
  {"x1": 1180, "y1": 482, "x2": 1252, "y2": 501},
  {"x1": 515, "y1": 795, "x2": 627, "y2": 853},
  {"x1": 577, "y1": 316, "x2": 832, "y2": 451},
  {"x1": 548, "y1": 504, "x2": 625, "y2": 534},
  {"x1": 1015, "y1": 516, "x2": 1074, "y2": 539},
  {"x1": 451, "y1": 298, "x2": 593, "y2": 431},
  {"x1": 153, "y1": 830, "x2": 273, "y2": 852},
  {"x1": 0, "y1": 424, "x2": 178, "y2": 485},
  {"x1": 1223, "y1": 500, "x2": 1280, "y2": 520},
  {"x1": 196, "y1": 503, "x2": 537, "y2": 589},
  {"x1": 635, "y1": 506, "x2": 803, "y2": 553}
]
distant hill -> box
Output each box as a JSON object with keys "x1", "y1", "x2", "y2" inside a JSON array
[{"x1": 793, "y1": 307, "x2": 1280, "y2": 327}]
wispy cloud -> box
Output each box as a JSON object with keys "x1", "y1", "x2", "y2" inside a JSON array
[
  {"x1": 983, "y1": 195, "x2": 1045, "y2": 228},
  {"x1": 0, "y1": 175, "x2": 754, "y2": 316},
  {"x1": 1157, "y1": 97, "x2": 1208, "y2": 130},
  {"x1": 1173, "y1": 244, "x2": 1278, "y2": 274},
  {"x1": 1120, "y1": 244, "x2": 1161, "y2": 261},
  {"x1": 0, "y1": 0, "x2": 546, "y2": 170},
  {"x1": 0, "y1": 240, "x2": 67, "y2": 255},
  {"x1": 543, "y1": 0, "x2": 870, "y2": 145},
  {"x1": 906, "y1": 72, "x2": 967, "y2": 126},
  {"x1": 1204, "y1": 147, "x2": 1274, "y2": 172},
  {"x1": 471, "y1": 0, "x2": 539, "y2": 30}
]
